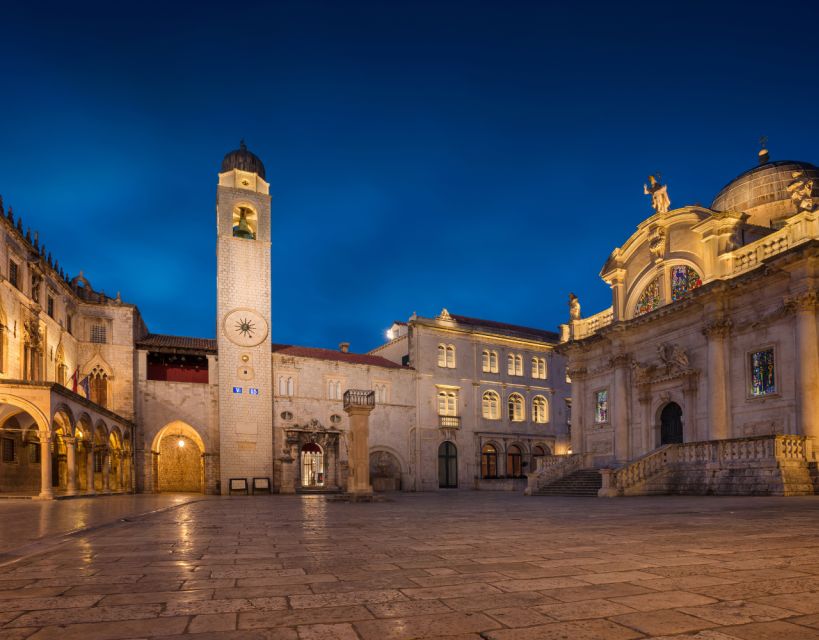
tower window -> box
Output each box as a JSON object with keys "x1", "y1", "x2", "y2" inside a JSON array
[
  {"x1": 90, "y1": 324, "x2": 107, "y2": 344},
  {"x1": 47, "y1": 296, "x2": 54, "y2": 318},
  {"x1": 8, "y1": 261, "x2": 18, "y2": 289}
]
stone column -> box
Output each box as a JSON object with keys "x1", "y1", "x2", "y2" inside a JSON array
[
  {"x1": 65, "y1": 437, "x2": 78, "y2": 496},
  {"x1": 703, "y1": 320, "x2": 732, "y2": 440},
  {"x1": 638, "y1": 388, "x2": 653, "y2": 456},
  {"x1": 611, "y1": 354, "x2": 631, "y2": 463},
  {"x1": 569, "y1": 367, "x2": 585, "y2": 456},
  {"x1": 792, "y1": 291, "x2": 819, "y2": 441},
  {"x1": 86, "y1": 446, "x2": 96, "y2": 495},
  {"x1": 38, "y1": 431, "x2": 53, "y2": 500},
  {"x1": 344, "y1": 397, "x2": 375, "y2": 495},
  {"x1": 102, "y1": 449, "x2": 111, "y2": 492}
]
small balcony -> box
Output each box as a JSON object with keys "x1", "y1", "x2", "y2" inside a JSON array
[
  {"x1": 438, "y1": 415, "x2": 461, "y2": 429},
  {"x1": 343, "y1": 389, "x2": 375, "y2": 410}
]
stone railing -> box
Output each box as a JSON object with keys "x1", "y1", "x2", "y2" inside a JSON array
[
  {"x1": 726, "y1": 212, "x2": 817, "y2": 277},
  {"x1": 525, "y1": 454, "x2": 583, "y2": 495},
  {"x1": 570, "y1": 307, "x2": 614, "y2": 341},
  {"x1": 600, "y1": 435, "x2": 815, "y2": 497},
  {"x1": 343, "y1": 389, "x2": 375, "y2": 410}
]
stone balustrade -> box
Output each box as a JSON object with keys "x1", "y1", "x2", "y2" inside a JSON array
[
  {"x1": 600, "y1": 435, "x2": 816, "y2": 497},
  {"x1": 726, "y1": 211, "x2": 817, "y2": 277},
  {"x1": 570, "y1": 307, "x2": 614, "y2": 341},
  {"x1": 525, "y1": 454, "x2": 583, "y2": 495}
]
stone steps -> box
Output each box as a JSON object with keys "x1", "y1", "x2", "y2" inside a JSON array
[{"x1": 534, "y1": 470, "x2": 602, "y2": 497}]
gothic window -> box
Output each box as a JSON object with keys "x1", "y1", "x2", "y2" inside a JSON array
[
  {"x1": 670, "y1": 265, "x2": 702, "y2": 302},
  {"x1": 481, "y1": 444, "x2": 498, "y2": 478},
  {"x1": 437, "y1": 390, "x2": 458, "y2": 416},
  {"x1": 595, "y1": 389, "x2": 609, "y2": 423},
  {"x1": 90, "y1": 324, "x2": 107, "y2": 344},
  {"x1": 634, "y1": 277, "x2": 661, "y2": 317},
  {"x1": 327, "y1": 380, "x2": 342, "y2": 400},
  {"x1": 481, "y1": 390, "x2": 500, "y2": 419},
  {"x1": 508, "y1": 393, "x2": 525, "y2": 422},
  {"x1": 90, "y1": 366, "x2": 109, "y2": 407},
  {"x1": 47, "y1": 295, "x2": 54, "y2": 318},
  {"x1": 232, "y1": 205, "x2": 257, "y2": 240},
  {"x1": 507, "y1": 353, "x2": 523, "y2": 376},
  {"x1": 507, "y1": 445, "x2": 523, "y2": 477},
  {"x1": 532, "y1": 396, "x2": 549, "y2": 423},
  {"x1": 8, "y1": 260, "x2": 18, "y2": 289},
  {"x1": 531, "y1": 357, "x2": 547, "y2": 379},
  {"x1": 750, "y1": 349, "x2": 776, "y2": 397}
]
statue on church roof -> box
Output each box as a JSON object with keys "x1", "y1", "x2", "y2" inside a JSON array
[
  {"x1": 569, "y1": 293, "x2": 581, "y2": 320},
  {"x1": 787, "y1": 170, "x2": 815, "y2": 213},
  {"x1": 644, "y1": 175, "x2": 671, "y2": 214}
]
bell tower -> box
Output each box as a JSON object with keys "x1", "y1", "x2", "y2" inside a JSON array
[{"x1": 215, "y1": 141, "x2": 273, "y2": 493}]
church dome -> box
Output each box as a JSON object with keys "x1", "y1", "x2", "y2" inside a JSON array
[
  {"x1": 221, "y1": 141, "x2": 266, "y2": 179},
  {"x1": 711, "y1": 159, "x2": 818, "y2": 226}
]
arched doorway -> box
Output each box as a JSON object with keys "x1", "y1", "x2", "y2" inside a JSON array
[
  {"x1": 660, "y1": 402, "x2": 683, "y2": 445},
  {"x1": 301, "y1": 443, "x2": 324, "y2": 488},
  {"x1": 152, "y1": 422, "x2": 205, "y2": 493},
  {"x1": 481, "y1": 444, "x2": 497, "y2": 479},
  {"x1": 438, "y1": 441, "x2": 457, "y2": 488}
]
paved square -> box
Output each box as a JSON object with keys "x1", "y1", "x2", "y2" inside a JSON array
[{"x1": 0, "y1": 493, "x2": 818, "y2": 639}]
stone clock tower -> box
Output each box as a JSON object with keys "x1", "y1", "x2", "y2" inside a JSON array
[{"x1": 215, "y1": 141, "x2": 273, "y2": 493}]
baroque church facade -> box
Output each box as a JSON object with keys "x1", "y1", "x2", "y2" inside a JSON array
[
  {"x1": 0, "y1": 143, "x2": 570, "y2": 497},
  {"x1": 542, "y1": 147, "x2": 819, "y2": 496}
]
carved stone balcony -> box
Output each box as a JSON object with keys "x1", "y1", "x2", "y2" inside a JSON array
[
  {"x1": 438, "y1": 415, "x2": 461, "y2": 429},
  {"x1": 343, "y1": 389, "x2": 375, "y2": 411}
]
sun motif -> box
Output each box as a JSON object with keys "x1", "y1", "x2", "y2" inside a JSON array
[{"x1": 235, "y1": 317, "x2": 256, "y2": 338}]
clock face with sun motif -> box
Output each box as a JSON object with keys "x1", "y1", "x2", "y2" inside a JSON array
[{"x1": 222, "y1": 308, "x2": 268, "y2": 347}]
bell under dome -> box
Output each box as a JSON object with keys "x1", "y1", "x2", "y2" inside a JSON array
[
  {"x1": 711, "y1": 158, "x2": 818, "y2": 226},
  {"x1": 220, "y1": 141, "x2": 266, "y2": 179}
]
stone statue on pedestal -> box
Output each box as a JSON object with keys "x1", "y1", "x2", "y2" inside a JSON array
[{"x1": 644, "y1": 175, "x2": 671, "y2": 214}]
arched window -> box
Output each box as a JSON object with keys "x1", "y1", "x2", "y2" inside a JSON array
[
  {"x1": 279, "y1": 376, "x2": 294, "y2": 396},
  {"x1": 90, "y1": 366, "x2": 109, "y2": 408},
  {"x1": 482, "y1": 350, "x2": 499, "y2": 373},
  {"x1": 508, "y1": 393, "x2": 525, "y2": 422},
  {"x1": 670, "y1": 265, "x2": 702, "y2": 302},
  {"x1": 634, "y1": 277, "x2": 661, "y2": 317},
  {"x1": 532, "y1": 445, "x2": 546, "y2": 470},
  {"x1": 481, "y1": 390, "x2": 500, "y2": 419},
  {"x1": 531, "y1": 357, "x2": 547, "y2": 379},
  {"x1": 507, "y1": 445, "x2": 523, "y2": 477},
  {"x1": 481, "y1": 444, "x2": 498, "y2": 478},
  {"x1": 532, "y1": 396, "x2": 548, "y2": 423},
  {"x1": 507, "y1": 353, "x2": 523, "y2": 376},
  {"x1": 232, "y1": 205, "x2": 257, "y2": 240},
  {"x1": 437, "y1": 390, "x2": 458, "y2": 416},
  {"x1": 438, "y1": 344, "x2": 456, "y2": 368}
]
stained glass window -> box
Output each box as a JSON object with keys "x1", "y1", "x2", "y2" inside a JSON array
[
  {"x1": 595, "y1": 390, "x2": 608, "y2": 423},
  {"x1": 634, "y1": 277, "x2": 661, "y2": 317},
  {"x1": 750, "y1": 349, "x2": 775, "y2": 397},
  {"x1": 670, "y1": 265, "x2": 702, "y2": 302}
]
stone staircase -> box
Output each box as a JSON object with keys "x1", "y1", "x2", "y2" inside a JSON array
[{"x1": 532, "y1": 469, "x2": 602, "y2": 497}]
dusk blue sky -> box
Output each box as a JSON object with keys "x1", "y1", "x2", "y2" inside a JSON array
[{"x1": 2, "y1": 1, "x2": 818, "y2": 352}]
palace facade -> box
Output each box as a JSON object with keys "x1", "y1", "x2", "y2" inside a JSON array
[{"x1": 0, "y1": 144, "x2": 570, "y2": 497}]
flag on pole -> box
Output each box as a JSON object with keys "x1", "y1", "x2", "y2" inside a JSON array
[
  {"x1": 79, "y1": 375, "x2": 90, "y2": 399},
  {"x1": 70, "y1": 367, "x2": 79, "y2": 394}
]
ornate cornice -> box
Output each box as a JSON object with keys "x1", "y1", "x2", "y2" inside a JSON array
[
  {"x1": 784, "y1": 289, "x2": 818, "y2": 313},
  {"x1": 702, "y1": 318, "x2": 732, "y2": 339}
]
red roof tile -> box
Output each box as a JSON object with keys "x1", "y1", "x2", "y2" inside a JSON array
[
  {"x1": 271, "y1": 344, "x2": 406, "y2": 369},
  {"x1": 136, "y1": 334, "x2": 217, "y2": 353},
  {"x1": 449, "y1": 314, "x2": 559, "y2": 342}
]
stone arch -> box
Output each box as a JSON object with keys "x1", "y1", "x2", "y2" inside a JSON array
[
  {"x1": 52, "y1": 404, "x2": 75, "y2": 436},
  {"x1": 369, "y1": 447, "x2": 404, "y2": 492},
  {"x1": 505, "y1": 441, "x2": 526, "y2": 477},
  {"x1": 151, "y1": 421, "x2": 205, "y2": 493},
  {"x1": 0, "y1": 396, "x2": 49, "y2": 495},
  {"x1": 480, "y1": 440, "x2": 501, "y2": 479},
  {"x1": 652, "y1": 394, "x2": 686, "y2": 449}
]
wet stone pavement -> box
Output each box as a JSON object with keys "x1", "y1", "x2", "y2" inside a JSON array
[{"x1": 0, "y1": 493, "x2": 817, "y2": 639}]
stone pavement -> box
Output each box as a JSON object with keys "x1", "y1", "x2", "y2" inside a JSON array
[{"x1": 0, "y1": 493, "x2": 818, "y2": 639}]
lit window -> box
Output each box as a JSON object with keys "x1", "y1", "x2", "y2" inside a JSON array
[
  {"x1": 532, "y1": 396, "x2": 548, "y2": 423},
  {"x1": 438, "y1": 344, "x2": 446, "y2": 367},
  {"x1": 482, "y1": 349, "x2": 499, "y2": 373},
  {"x1": 481, "y1": 390, "x2": 500, "y2": 419},
  {"x1": 437, "y1": 344, "x2": 455, "y2": 368},
  {"x1": 90, "y1": 366, "x2": 109, "y2": 407},
  {"x1": 507, "y1": 353, "x2": 523, "y2": 376},
  {"x1": 507, "y1": 445, "x2": 523, "y2": 477},
  {"x1": 634, "y1": 277, "x2": 661, "y2": 317},
  {"x1": 508, "y1": 393, "x2": 524, "y2": 422},
  {"x1": 481, "y1": 444, "x2": 498, "y2": 478},
  {"x1": 90, "y1": 324, "x2": 107, "y2": 344},
  {"x1": 437, "y1": 390, "x2": 458, "y2": 416},
  {"x1": 750, "y1": 349, "x2": 775, "y2": 397},
  {"x1": 595, "y1": 390, "x2": 608, "y2": 424},
  {"x1": 531, "y1": 357, "x2": 547, "y2": 379},
  {"x1": 670, "y1": 265, "x2": 702, "y2": 302}
]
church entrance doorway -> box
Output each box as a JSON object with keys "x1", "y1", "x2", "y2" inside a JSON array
[
  {"x1": 438, "y1": 441, "x2": 457, "y2": 488},
  {"x1": 660, "y1": 402, "x2": 683, "y2": 445},
  {"x1": 300, "y1": 443, "x2": 324, "y2": 488}
]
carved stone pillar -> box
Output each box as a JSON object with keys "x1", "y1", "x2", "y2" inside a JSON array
[
  {"x1": 344, "y1": 404, "x2": 374, "y2": 495},
  {"x1": 65, "y1": 437, "x2": 78, "y2": 496},
  {"x1": 790, "y1": 291, "x2": 819, "y2": 441},
  {"x1": 102, "y1": 449, "x2": 111, "y2": 492},
  {"x1": 568, "y1": 366, "x2": 585, "y2": 456},
  {"x1": 86, "y1": 446, "x2": 96, "y2": 495},
  {"x1": 703, "y1": 320, "x2": 732, "y2": 440},
  {"x1": 611, "y1": 354, "x2": 631, "y2": 463},
  {"x1": 38, "y1": 431, "x2": 53, "y2": 500},
  {"x1": 637, "y1": 388, "x2": 653, "y2": 456}
]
